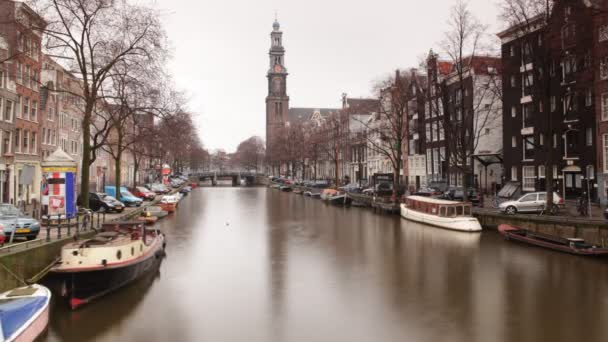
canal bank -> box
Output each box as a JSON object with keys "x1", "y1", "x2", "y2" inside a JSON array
[
  {"x1": 46, "y1": 187, "x2": 608, "y2": 342},
  {"x1": 0, "y1": 190, "x2": 177, "y2": 292},
  {"x1": 290, "y1": 184, "x2": 608, "y2": 246}
]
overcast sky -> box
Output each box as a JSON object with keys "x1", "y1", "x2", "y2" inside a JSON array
[{"x1": 155, "y1": 0, "x2": 502, "y2": 152}]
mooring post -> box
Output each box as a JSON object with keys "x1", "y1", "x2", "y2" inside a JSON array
[
  {"x1": 45, "y1": 216, "x2": 50, "y2": 242},
  {"x1": 75, "y1": 214, "x2": 80, "y2": 239},
  {"x1": 57, "y1": 215, "x2": 62, "y2": 239},
  {"x1": 67, "y1": 216, "x2": 71, "y2": 236}
]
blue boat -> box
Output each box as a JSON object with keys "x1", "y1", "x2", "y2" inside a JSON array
[{"x1": 0, "y1": 284, "x2": 51, "y2": 342}]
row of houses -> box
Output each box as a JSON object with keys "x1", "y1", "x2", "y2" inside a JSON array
[
  {"x1": 266, "y1": 1, "x2": 608, "y2": 204},
  {"x1": 0, "y1": 1, "x2": 160, "y2": 205}
]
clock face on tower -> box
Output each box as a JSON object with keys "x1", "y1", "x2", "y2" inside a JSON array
[
  {"x1": 274, "y1": 64, "x2": 283, "y2": 73},
  {"x1": 272, "y1": 77, "x2": 282, "y2": 94}
]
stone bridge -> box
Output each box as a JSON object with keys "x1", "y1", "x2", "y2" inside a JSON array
[{"x1": 193, "y1": 171, "x2": 267, "y2": 186}]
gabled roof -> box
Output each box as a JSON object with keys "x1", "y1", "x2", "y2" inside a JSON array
[
  {"x1": 343, "y1": 98, "x2": 379, "y2": 115},
  {"x1": 287, "y1": 107, "x2": 338, "y2": 124}
]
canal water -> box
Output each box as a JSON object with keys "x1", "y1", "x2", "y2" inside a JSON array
[{"x1": 45, "y1": 187, "x2": 608, "y2": 342}]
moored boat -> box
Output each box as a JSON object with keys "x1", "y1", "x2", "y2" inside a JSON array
[
  {"x1": 50, "y1": 222, "x2": 165, "y2": 310},
  {"x1": 320, "y1": 189, "x2": 338, "y2": 201},
  {"x1": 279, "y1": 185, "x2": 292, "y2": 192},
  {"x1": 292, "y1": 187, "x2": 303, "y2": 195},
  {"x1": 137, "y1": 213, "x2": 158, "y2": 225},
  {"x1": 400, "y1": 196, "x2": 482, "y2": 232},
  {"x1": 328, "y1": 193, "x2": 352, "y2": 206},
  {"x1": 145, "y1": 206, "x2": 168, "y2": 219},
  {"x1": 498, "y1": 224, "x2": 608, "y2": 255},
  {"x1": 158, "y1": 202, "x2": 176, "y2": 213},
  {"x1": 0, "y1": 284, "x2": 51, "y2": 342}
]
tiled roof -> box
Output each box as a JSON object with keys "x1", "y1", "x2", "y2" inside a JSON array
[{"x1": 287, "y1": 107, "x2": 338, "y2": 123}]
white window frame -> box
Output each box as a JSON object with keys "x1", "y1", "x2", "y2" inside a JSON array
[
  {"x1": 522, "y1": 166, "x2": 535, "y2": 191},
  {"x1": 511, "y1": 166, "x2": 518, "y2": 181}
]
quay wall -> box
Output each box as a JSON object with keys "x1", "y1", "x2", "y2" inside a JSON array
[
  {"x1": 0, "y1": 197, "x2": 152, "y2": 292},
  {"x1": 475, "y1": 212, "x2": 608, "y2": 246}
]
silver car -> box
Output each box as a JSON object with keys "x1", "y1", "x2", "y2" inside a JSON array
[{"x1": 499, "y1": 192, "x2": 564, "y2": 215}]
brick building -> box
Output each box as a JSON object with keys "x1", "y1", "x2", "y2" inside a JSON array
[{"x1": 499, "y1": 0, "x2": 601, "y2": 201}]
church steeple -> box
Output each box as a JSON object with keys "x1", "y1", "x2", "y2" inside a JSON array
[{"x1": 266, "y1": 18, "x2": 289, "y2": 166}]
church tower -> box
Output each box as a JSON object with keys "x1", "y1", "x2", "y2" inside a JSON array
[{"x1": 266, "y1": 18, "x2": 289, "y2": 165}]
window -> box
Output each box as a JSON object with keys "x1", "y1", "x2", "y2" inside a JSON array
[
  {"x1": 586, "y1": 89, "x2": 593, "y2": 107},
  {"x1": 512, "y1": 136, "x2": 517, "y2": 148},
  {"x1": 553, "y1": 165, "x2": 558, "y2": 178},
  {"x1": 553, "y1": 133, "x2": 558, "y2": 148},
  {"x1": 511, "y1": 106, "x2": 517, "y2": 118},
  {"x1": 425, "y1": 123, "x2": 431, "y2": 141},
  {"x1": 600, "y1": 25, "x2": 608, "y2": 42},
  {"x1": 511, "y1": 166, "x2": 518, "y2": 181},
  {"x1": 523, "y1": 166, "x2": 535, "y2": 191},
  {"x1": 538, "y1": 165, "x2": 545, "y2": 178},
  {"x1": 539, "y1": 133, "x2": 544, "y2": 146},
  {"x1": 605, "y1": 135, "x2": 608, "y2": 172},
  {"x1": 22, "y1": 98, "x2": 29, "y2": 120},
  {"x1": 551, "y1": 96, "x2": 557, "y2": 112},
  {"x1": 510, "y1": 45, "x2": 515, "y2": 57},
  {"x1": 31, "y1": 132, "x2": 36, "y2": 154},
  {"x1": 3, "y1": 131, "x2": 10, "y2": 155},
  {"x1": 587, "y1": 127, "x2": 593, "y2": 146},
  {"x1": 23, "y1": 131, "x2": 28, "y2": 153},
  {"x1": 3, "y1": 100, "x2": 12, "y2": 122},
  {"x1": 510, "y1": 75, "x2": 516, "y2": 88},
  {"x1": 524, "y1": 136, "x2": 535, "y2": 160},
  {"x1": 14, "y1": 129, "x2": 20, "y2": 153},
  {"x1": 601, "y1": 57, "x2": 608, "y2": 80},
  {"x1": 603, "y1": 93, "x2": 608, "y2": 121},
  {"x1": 31, "y1": 101, "x2": 37, "y2": 121},
  {"x1": 587, "y1": 165, "x2": 595, "y2": 180},
  {"x1": 0, "y1": 70, "x2": 4, "y2": 88}
]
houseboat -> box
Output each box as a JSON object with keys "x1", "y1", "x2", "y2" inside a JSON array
[
  {"x1": 50, "y1": 222, "x2": 165, "y2": 310},
  {"x1": 498, "y1": 224, "x2": 608, "y2": 256},
  {"x1": 400, "y1": 196, "x2": 482, "y2": 232},
  {"x1": 0, "y1": 284, "x2": 51, "y2": 342}
]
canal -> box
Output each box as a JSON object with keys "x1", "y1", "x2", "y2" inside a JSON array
[{"x1": 45, "y1": 187, "x2": 608, "y2": 341}]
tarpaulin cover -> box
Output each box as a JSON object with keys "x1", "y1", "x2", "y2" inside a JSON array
[{"x1": 0, "y1": 296, "x2": 47, "y2": 340}]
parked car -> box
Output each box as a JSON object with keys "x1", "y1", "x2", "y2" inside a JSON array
[
  {"x1": 129, "y1": 186, "x2": 156, "y2": 200},
  {"x1": 80, "y1": 192, "x2": 125, "y2": 213},
  {"x1": 413, "y1": 187, "x2": 443, "y2": 198},
  {"x1": 146, "y1": 183, "x2": 170, "y2": 194},
  {"x1": 0, "y1": 204, "x2": 40, "y2": 241},
  {"x1": 0, "y1": 224, "x2": 5, "y2": 245},
  {"x1": 180, "y1": 186, "x2": 192, "y2": 194},
  {"x1": 104, "y1": 186, "x2": 143, "y2": 207},
  {"x1": 499, "y1": 192, "x2": 564, "y2": 215},
  {"x1": 441, "y1": 187, "x2": 482, "y2": 206},
  {"x1": 339, "y1": 183, "x2": 363, "y2": 193}
]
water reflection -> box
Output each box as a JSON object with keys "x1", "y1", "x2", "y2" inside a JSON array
[{"x1": 44, "y1": 188, "x2": 608, "y2": 342}]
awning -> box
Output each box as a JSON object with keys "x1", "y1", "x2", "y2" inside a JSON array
[
  {"x1": 472, "y1": 152, "x2": 503, "y2": 166},
  {"x1": 562, "y1": 165, "x2": 582, "y2": 173}
]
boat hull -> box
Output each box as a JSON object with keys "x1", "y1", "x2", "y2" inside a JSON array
[
  {"x1": 400, "y1": 204, "x2": 482, "y2": 232},
  {"x1": 498, "y1": 224, "x2": 608, "y2": 256},
  {"x1": 52, "y1": 242, "x2": 165, "y2": 310},
  {"x1": 329, "y1": 195, "x2": 352, "y2": 206},
  {"x1": 0, "y1": 284, "x2": 51, "y2": 342}
]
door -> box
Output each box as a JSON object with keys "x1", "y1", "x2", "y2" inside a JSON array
[
  {"x1": 518, "y1": 193, "x2": 538, "y2": 212},
  {"x1": 564, "y1": 173, "x2": 582, "y2": 199}
]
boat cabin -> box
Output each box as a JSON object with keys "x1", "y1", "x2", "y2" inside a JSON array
[{"x1": 405, "y1": 196, "x2": 473, "y2": 218}]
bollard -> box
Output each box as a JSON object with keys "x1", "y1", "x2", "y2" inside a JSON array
[
  {"x1": 75, "y1": 214, "x2": 80, "y2": 239},
  {"x1": 57, "y1": 216, "x2": 62, "y2": 239},
  {"x1": 45, "y1": 218, "x2": 50, "y2": 242},
  {"x1": 76, "y1": 214, "x2": 79, "y2": 231},
  {"x1": 67, "y1": 217, "x2": 71, "y2": 236}
]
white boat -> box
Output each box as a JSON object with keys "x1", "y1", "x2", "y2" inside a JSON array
[
  {"x1": 0, "y1": 284, "x2": 51, "y2": 342},
  {"x1": 400, "y1": 196, "x2": 482, "y2": 232}
]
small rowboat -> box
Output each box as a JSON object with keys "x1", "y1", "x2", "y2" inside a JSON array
[
  {"x1": 159, "y1": 202, "x2": 176, "y2": 213},
  {"x1": 0, "y1": 284, "x2": 51, "y2": 342},
  {"x1": 137, "y1": 215, "x2": 158, "y2": 225},
  {"x1": 498, "y1": 224, "x2": 608, "y2": 256}
]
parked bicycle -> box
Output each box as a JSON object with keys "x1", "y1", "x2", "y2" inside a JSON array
[{"x1": 576, "y1": 193, "x2": 589, "y2": 217}]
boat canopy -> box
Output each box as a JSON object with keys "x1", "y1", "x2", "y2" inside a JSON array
[
  {"x1": 405, "y1": 196, "x2": 472, "y2": 218},
  {"x1": 0, "y1": 296, "x2": 47, "y2": 341}
]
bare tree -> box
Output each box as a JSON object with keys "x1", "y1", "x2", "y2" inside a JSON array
[
  {"x1": 437, "y1": 0, "x2": 501, "y2": 201},
  {"x1": 30, "y1": 0, "x2": 166, "y2": 207},
  {"x1": 356, "y1": 70, "x2": 412, "y2": 197},
  {"x1": 234, "y1": 136, "x2": 265, "y2": 172}
]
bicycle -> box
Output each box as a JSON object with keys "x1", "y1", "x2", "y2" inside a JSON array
[{"x1": 537, "y1": 203, "x2": 559, "y2": 216}]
